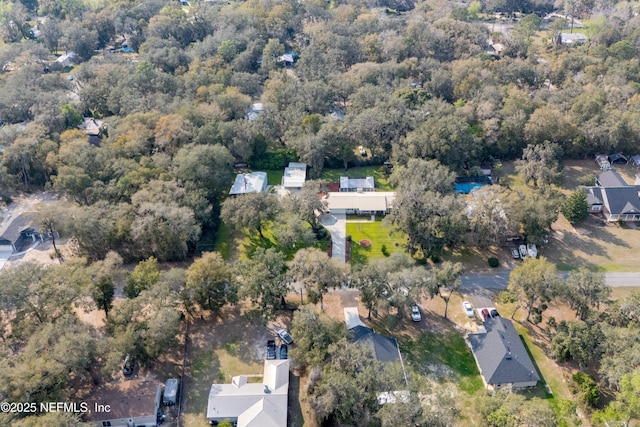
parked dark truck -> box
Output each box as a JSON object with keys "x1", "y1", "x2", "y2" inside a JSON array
[{"x1": 163, "y1": 378, "x2": 179, "y2": 406}]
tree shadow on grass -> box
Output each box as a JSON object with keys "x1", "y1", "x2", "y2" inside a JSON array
[
  {"x1": 243, "y1": 234, "x2": 277, "y2": 258},
  {"x1": 350, "y1": 241, "x2": 370, "y2": 265},
  {"x1": 184, "y1": 348, "x2": 221, "y2": 416},
  {"x1": 288, "y1": 371, "x2": 304, "y2": 427},
  {"x1": 517, "y1": 334, "x2": 553, "y2": 400}
]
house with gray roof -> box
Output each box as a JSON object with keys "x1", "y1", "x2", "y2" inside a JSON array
[
  {"x1": 583, "y1": 171, "x2": 640, "y2": 222},
  {"x1": 344, "y1": 307, "x2": 408, "y2": 385},
  {"x1": 468, "y1": 318, "x2": 540, "y2": 391},
  {"x1": 206, "y1": 359, "x2": 289, "y2": 427},
  {"x1": 350, "y1": 325, "x2": 402, "y2": 363}
]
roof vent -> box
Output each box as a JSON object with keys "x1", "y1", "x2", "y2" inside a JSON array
[
  {"x1": 506, "y1": 352, "x2": 512, "y2": 360},
  {"x1": 264, "y1": 385, "x2": 271, "y2": 394}
]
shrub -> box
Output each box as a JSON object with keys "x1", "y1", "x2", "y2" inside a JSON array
[
  {"x1": 562, "y1": 189, "x2": 589, "y2": 225},
  {"x1": 248, "y1": 148, "x2": 298, "y2": 170},
  {"x1": 488, "y1": 257, "x2": 499, "y2": 268},
  {"x1": 578, "y1": 174, "x2": 596, "y2": 186},
  {"x1": 572, "y1": 372, "x2": 600, "y2": 407},
  {"x1": 381, "y1": 244, "x2": 390, "y2": 257}
]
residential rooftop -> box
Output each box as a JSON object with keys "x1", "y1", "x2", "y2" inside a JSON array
[{"x1": 229, "y1": 172, "x2": 268, "y2": 195}]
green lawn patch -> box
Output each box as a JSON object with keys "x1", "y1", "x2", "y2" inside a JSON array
[
  {"x1": 212, "y1": 221, "x2": 233, "y2": 260},
  {"x1": 399, "y1": 330, "x2": 484, "y2": 394},
  {"x1": 321, "y1": 166, "x2": 393, "y2": 190},
  {"x1": 346, "y1": 219, "x2": 407, "y2": 264},
  {"x1": 264, "y1": 170, "x2": 284, "y2": 186}
]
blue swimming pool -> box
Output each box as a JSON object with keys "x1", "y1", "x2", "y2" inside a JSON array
[{"x1": 454, "y1": 183, "x2": 486, "y2": 194}]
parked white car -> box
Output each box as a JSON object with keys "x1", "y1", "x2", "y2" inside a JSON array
[
  {"x1": 463, "y1": 301, "x2": 475, "y2": 318},
  {"x1": 527, "y1": 244, "x2": 537, "y2": 258},
  {"x1": 411, "y1": 304, "x2": 422, "y2": 322},
  {"x1": 277, "y1": 329, "x2": 293, "y2": 345}
]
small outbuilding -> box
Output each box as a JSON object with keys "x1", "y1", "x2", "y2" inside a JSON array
[
  {"x1": 55, "y1": 51, "x2": 77, "y2": 67},
  {"x1": 595, "y1": 154, "x2": 611, "y2": 171},
  {"x1": 608, "y1": 153, "x2": 628, "y2": 164},
  {"x1": 246, "y1": 103, "x2": 264, "y2": 121}
]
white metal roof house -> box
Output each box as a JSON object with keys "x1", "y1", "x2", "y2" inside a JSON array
[
  {"x1": 55, "y1": 51, "x2": 77, "y2": 67},
  {"x1": 325, "y1": 192, "x2": 395, "y2": 215},
  {"x1": 583, "y1": 171, "x2": 640, "y2": 221},
  {"x1": 246, "y1": 103, "x2": 264, "y2": 121},
  {"x1": 206, "y1": 359, "x2": 290, "y2": 427},
  {"x1": 467, "y1": 318, "x2": 540, "y2": 391},
  {"x1": 282, "y1": 162, "x2": 306, "y2": 189},
  {"x1": 229, "y1": 172, "x2": 268, "y2": 195},
  {"x1": 558, "y1": 32, "x2": 587, "y2": 45}
]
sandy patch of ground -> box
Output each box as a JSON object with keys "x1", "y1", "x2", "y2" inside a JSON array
[{"x1": 544, "y1": 213, "x2": 640, "y2": 271}]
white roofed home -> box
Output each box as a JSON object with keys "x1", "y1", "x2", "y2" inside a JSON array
[
  {"x1": 206, "y1": 359, "x2": 290, "y2": 427},
  {"x1": 229, "y1": 172, "x2": 268, "y2": 195},
  {"x1": 325, "y1": 192, "x2": 395, "y2": 215},
  {"x1": 282, "y1": 162, "x2": 306, "y2": 189}
]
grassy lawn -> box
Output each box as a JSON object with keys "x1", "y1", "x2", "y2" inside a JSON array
[
  {"x1": 212, "y1": 221, "x2": 234, "y2": 260},
  {"x1": 182, "y1": 345, "x2": 263, "y2": 427},
  {"x1": 511, "y1": 322, "x2": 580, "y2": 424},
  {"x1": 321, "y1": 166, "x2": 393, "y2": 190},
  {"x1": 399, "y1": 330, "x2": 484, "y2": 394},
  {"x1": 500, "y1": 159, "x2": 640, "y2": 272},
  {"x1": 346, "y1": 219, "x2": 407, "y2": 264},
  {"x1": 265, "y1": 169, "x2": 284, "y2": 186},
  {"x1": 239, "y1": 222, "x2": 330, "y2": 261}
]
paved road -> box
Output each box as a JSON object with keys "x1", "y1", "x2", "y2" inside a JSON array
[
  {"x1": 461, "y1": 269, "x2": 640, "y2": 309},
  {"x1": 320, "y1": 212, "x2": 346, "y2": 263}
]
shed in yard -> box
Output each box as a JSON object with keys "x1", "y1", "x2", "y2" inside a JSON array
[{"x1": 608, "y1": 153, "x2": 628, "y2": 164}]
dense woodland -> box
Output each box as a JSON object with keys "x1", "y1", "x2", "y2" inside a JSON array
[{"x1": 1, "y1": 0, "x2": 640, "y2": 424}]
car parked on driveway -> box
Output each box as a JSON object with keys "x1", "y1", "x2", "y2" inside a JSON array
[
  {"x1": 411, "y1": 304, "x2": 421, "y2": 322},
  {"x1": 490, "y1": 308, "x2": 500, "y2": 318},
  {"x1": 511, "y1": 248, "x2": 520, "y2": 259},
  {"x1": 279, "y1": 344, "x2": 288, "y2": 360},
  {"x1": 277, "y1": 329, "x2": 293, "y2": 345},
  {"x1": 527, "y1": 244, "x2": 537, "y2": 258},
  {"x1": 266, "y1": 340, "x2": 276, "y2": 360},
  {"x1": 481, "y1": 309, "x2": 491, "y2": 322},
  {"x1": 463, "y1": 301, "x2": 475, "y2": 318},
  {"x1": 519, "y1": 245, "x2": 527, "y2": 259}
]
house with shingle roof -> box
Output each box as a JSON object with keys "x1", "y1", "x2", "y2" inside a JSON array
[
  {"x1": 467, "y1": 317, "x2": 540, "y2": 391},
  {"x1": 583, "y1": 171, "x2": 640, "y2": 222}
]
